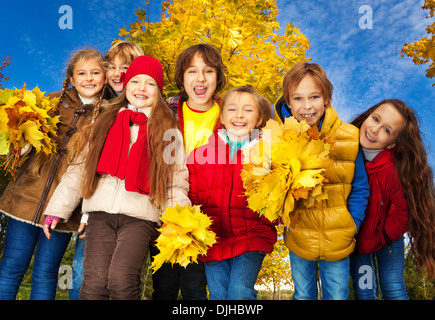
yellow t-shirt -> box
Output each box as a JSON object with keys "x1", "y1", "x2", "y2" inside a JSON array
[{"x1": 183, "y1": 101, "x2": 220, "y2": 156}]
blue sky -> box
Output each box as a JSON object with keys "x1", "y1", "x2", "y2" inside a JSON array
[{"x1": 1, "y1": 0, "x2": 434, "y2": 169}]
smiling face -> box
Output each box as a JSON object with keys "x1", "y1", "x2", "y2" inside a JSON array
[
  {"x1": 69, "y1": 58, "x2": 106, "y2": 100},
  {"x1": 106, "y1": 55, "x2": 129, "y2": 93},
  {"x1": 287, "y1": 75, "x2": 328, "y2": 126},
  {"x1": 221, "y1": 92, "x2": 263, "y2": 142},
  {"x1": 183, "y1": 53, "x2": 217, "y2": 111},
  {"x1": 125, "y1": 74, "x2": 159, "y2": 109},
  {"x1": 360, "y1": 103, "x2": 406, "y2": 150}
]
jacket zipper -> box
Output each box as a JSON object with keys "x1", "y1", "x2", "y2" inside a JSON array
[
  {"x1": 228, "y1": 148, "x2": 235, "y2": 236},
  {"x1": 32, "y1": 105, "x2": 88, "y2": 224},
  {"x1": 110, "y1": 177, "x2": 122, "y2": 211},
  {"x1": 319, "y1": 200, "x2": 325, "y2": 259},
  {"x1": 375, "y1": 176, "x2": 393, "y2": 254}
]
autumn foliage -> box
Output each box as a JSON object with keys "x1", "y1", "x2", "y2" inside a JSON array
[
  {"x1": 150, "y1": 204, "x2": 216, "y2": 273},
  {"x1": 117, "y1": 0, "x2": 310, "y2": 102},
  {"x1": 241, "y1": 118, "x2": 333, "y2": 229},
  {"x1": 0, "y1": 85, "x2": 60, "y2": 175},
  {"x1": 400, "y1": 0, "x2": 435, "y2": 86},
  {"x1": 0, "y1": 57, "x2": 10, "y2": 90},
  {"x1": 256, "y1": 225, "x2": 292, "y2": 297}
]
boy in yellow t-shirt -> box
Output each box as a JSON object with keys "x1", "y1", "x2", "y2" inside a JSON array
[
  {"x1": 167, "y1": 44, "x2": 227, "y2": 157},
  {"x1": 154, "y1": 44, "x2": 227, "y2": 300},
  {"x1": 182, "y1": 100, "x2": 220, "y2": 156}
]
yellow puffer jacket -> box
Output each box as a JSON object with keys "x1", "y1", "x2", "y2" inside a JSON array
[{"x1": 276, "y1": 100, "x2": 359, "y2": 261}]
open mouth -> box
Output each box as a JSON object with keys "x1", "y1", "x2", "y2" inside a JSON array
[
  {"x1": 231, "y1": 122, "x2": 246, "y2": 128},
  {"x1": 365, "y1": 131, "x2": 376, "y2": 142},
  {"x1": 112, "y1": 79, "x2": 121, "y2": 84},
  {"x1": 193, "y1": 86, "x2": 207, "y2": 96}
]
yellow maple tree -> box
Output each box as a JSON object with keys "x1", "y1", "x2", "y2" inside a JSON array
[
  {"x1": 400, "y1": 0, "x2": 435, "y2": 86},
  {"x1": 117, "y1": 0, "x2": 310, "y2": 101},
  {"x1": 255, "y1": 225, "x2": 292, "y2": 299}
]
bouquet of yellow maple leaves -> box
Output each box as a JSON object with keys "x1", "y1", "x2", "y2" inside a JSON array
[
  {"x1": 0, "y1": 84, "x2": 60, "y2": 176},
  {"x1": 150, "y1": 204, "x2": 216, "y2": 273},
  {"x1": 241, "y1": 117, "x2": 334, "y2": 229}
]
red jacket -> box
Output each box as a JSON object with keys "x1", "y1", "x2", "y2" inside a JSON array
[
  {"x1": 187, "y1": 132, "x2": 278, "y2": 263},
  {"x1": 356, "y1": 149, "x2": 408, "y2": 254}
]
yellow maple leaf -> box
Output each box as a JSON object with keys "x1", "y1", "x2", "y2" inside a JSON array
[
  {"x1": 31, "y1": 85, "x2": 46, "y2": 101},
  {"x1": 22, "y1": 91, "x2": 36, "y2": 108},
  {"x1": 291, "y1": 169, "x2": 326, "y2": 190},
  {"x1": 0, "y1": 133, "x2": 8, "y2": 155},
  {"x1": 284, "y1": 116, "x2": 310, "y2": 134},
  {"x1": 292, "y1": 187, "x2": 310, "y2": 200},
  {"x1": 0, "y1": 108, "x2": 9, "y2": 137},
  {"x1": 280, "y1": 188, "x2": 295, "y2": 225},
  {"x1": 19, "y1": 121, "x2": 44, "y2": 152}
]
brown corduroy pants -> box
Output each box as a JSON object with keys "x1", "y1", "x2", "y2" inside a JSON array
[{"x1": 79, "y1": 211, "x2": 158, "y2": 300}]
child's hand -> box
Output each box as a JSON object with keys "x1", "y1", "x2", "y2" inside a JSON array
[
  {"x1": 20, "y1": 142, "x2": 32, "y2": 156},
  {"x1": 77, "y1": 222, "x2": 87, "y2": 239},
  {"x1": 43, "y1": 216, "x2": 60, "y2": 239}
]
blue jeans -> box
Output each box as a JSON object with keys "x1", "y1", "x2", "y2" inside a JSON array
[
  {"x1": 0, "y1": 218, "x2": 71, "y2": 300},
  {"x1": 350, "y1": 237, "x2": 408, "y2": 300},
  {"x1": 204, "y1": 251, "x2": 265, "y2": 300},
  {"x1": 68, "y1": 234, "x2": 85, "y2": 300},
  {"x1": 289, "y1": 251, "x2": 350, "y2": 300}
]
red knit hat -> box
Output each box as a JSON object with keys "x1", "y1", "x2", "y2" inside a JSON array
[{"x1": 121, "y1": 55, "x2": 164, "y2": 92}]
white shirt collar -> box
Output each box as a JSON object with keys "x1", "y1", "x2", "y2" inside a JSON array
[
  {"x1": 78, "y1": 94, "x2": 97, "y2": 106},
  {"x1": 362, "y1": 147, "x2": 383, "y2": 161},
  {"x1": 127, "y1": 104, "x2": 152, "y2": 117}
]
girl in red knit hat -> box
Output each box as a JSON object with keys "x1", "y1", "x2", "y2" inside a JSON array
[
  {"x1": 350, "y1": 99, "x2": 435, "y2": 299},
  {"x1": 42, "y1": 56, "x2": 191, "y2": 300},
  {"x1": 67, "y1": 42, "x2": 144, "y2": 301}
]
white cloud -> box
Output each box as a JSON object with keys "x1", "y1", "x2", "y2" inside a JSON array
[{"x1": 277, "y1": 0, "x2": 435, "y2": 168}]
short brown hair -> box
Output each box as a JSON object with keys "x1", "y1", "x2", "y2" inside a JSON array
[
  {"x1": 104, "y1": 41, "x2": 144, "y2": 65},
  {"x1": 282, "y1": 62, "x2": 333, "y2": 106},
  {"x1": 174, "y1": 44, "x2": 227, "y2": 94},
  {"x1": 222, "y1": 85, "x2": 272, "y2": 128}
]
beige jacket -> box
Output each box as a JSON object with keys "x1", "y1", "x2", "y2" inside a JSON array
[{"x1": 43, "y1": 106, "x2": 191, "y2": 225}]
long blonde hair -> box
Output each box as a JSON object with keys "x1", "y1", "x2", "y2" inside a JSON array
[{"x1": 69, "y1": 88, "x2": 179, "y2": 209}]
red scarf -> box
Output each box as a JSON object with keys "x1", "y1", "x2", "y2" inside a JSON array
[{"x1": 97, "y1": 109, "x2": 151, "y2": 194}]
